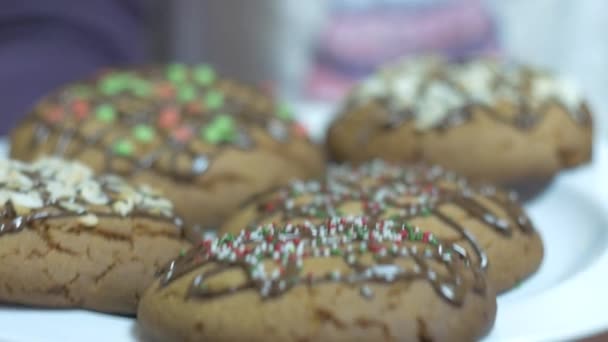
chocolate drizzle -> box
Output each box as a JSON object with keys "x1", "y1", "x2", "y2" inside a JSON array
[
  {"x1": 159, "y1": 220, "x2": 487, "y2": 306},
  {"x1": 346, "y1": 58, "x2": 592, "y2": 132},
  {"x1": 21, "y1": 65, "x2": 309, "y2": 181},
  {"x1": 240, "y1": 162, "x2": 535, "y2": 271},
  {"x1": 0, "y1": 158, "x2": 182, "y2": 236}
]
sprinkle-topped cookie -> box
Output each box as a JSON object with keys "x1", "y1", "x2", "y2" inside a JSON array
[
  {"x1": 351, "y1": 56, "x2": 591, "y2": 130},
  {"x1": 139, "y1": 220, "x2": 496, "y2": 341},
  {"x1": 221, "y1": 161, "x2": 543, "y2": 292},
  {"x1": 328, "y1": 57, "x2": 592, "y2": 191},
  {"x1": 161, "y1": 220, "x2": 486, "y2": 305},
  {"x1": 0, "y1": 158, "x2": 189, "y2": 314},
  {"x1": 0, "y1": 158, "x2": 181, "y2": 235},
  {"x1": 11, "y1": 64, "x2": 325, "y2": 229},
  {"x1": 16, "y1": 64, "x2": 308, "y2": 180}
]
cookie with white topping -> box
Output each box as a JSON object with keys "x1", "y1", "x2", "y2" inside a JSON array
[
  {"x1": 0, "y1": 158, "x2": 190, "y2": 314},
  {"x1": 138, "y1": 222, "x2": 496, "y2": 341},
  {"x1": 10, "y1": 64, "x2": 325, "y2": 230},
  {"x1": 327, "y1": 56, "x2": 592, "y2": 196},
  {"x1": 221, "y1": 161, "x2": 543, "y2": 293}
]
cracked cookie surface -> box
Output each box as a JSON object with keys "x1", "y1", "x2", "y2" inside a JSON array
[
  {"x1": 221, "y1": 161, "x2": 543, "y2": 293},
  {"x1": 327, "y1": 57, "x2": 593, "y2": 193},
  {"x1": 138, "y1": 223, "x2": 497, "y2": 341},
  {"x1": 0, "y1": 158, "x2": 190, "y2": 314}
]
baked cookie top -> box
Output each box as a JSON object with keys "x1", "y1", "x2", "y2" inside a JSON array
[
  {"x1": 22, "y1": 64, "x2": 310, "y2": 180},
  {"x1": 346, "y1": 56, "x2": 592, "y2": 131},
  {"x1": 222, "y1": 161, "x2": 537, "y2": 275},
  {"x1": 160, "y1": 220, "x2": 487, "y2": 306},
  {"x1": 0, "y1": 158, "x2": 182, "y2": 235}
]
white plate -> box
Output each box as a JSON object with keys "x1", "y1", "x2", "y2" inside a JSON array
[{"x1": 1, "y1": 125, "x2": 608, "y2": 342}]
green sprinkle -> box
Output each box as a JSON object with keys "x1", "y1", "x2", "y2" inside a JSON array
[
  {"x1": 179, "y1": 249, "x2": 186, "y2": 257},
  {"x1": 113, "y1": 140, "x2": 134, "y2": 156},
  {"x1": 193, "y1": 64, "x2": 216, "y2": 85},
  {"x1": 276, "y1": 103, "x2": 293, "y2": 120},
  {"x1": 133, "y1": 125, "x2": 155, "y2": 143},
  {"x1": 112, "y1": 139, "x2": 134, "y2": 156},
  {"x1": 167, "y1": 64, "x2": 188, "y2": 83},
  {"x1": 205, "y1": 90, "x2": 224, "y2": 110},
  {"x1": 100, "y1": 74, "x2": 128, "y2": 95},
  {"x1": 201, "y1": 114, "x2": 236, "y2": 144},
  {"x1": 359, "y1": 244, "x2": 367, "y2": 252},
  {"x1": 421, "y1": 208, "x2": 432, "y2": 217},
  {"x1": 95, "y1": 104, "x2": 116, "y2": 123},
  {"x1": 415, "y1": 232, "x2": 423, "y2": 241},
  {"x1": 221, "y1": 233, "x2": 234, "y2": 244},
  {"x1": 331, "y1": 249, "x2": 342, "y2": 256},
  {"x1": 178, "y1": 85, "x2": 196, "y2": 103},
  {"x1": 131, "y1": 79, "x2": 152, "y2": 97},
  {"x1": 430, "y1": 237, "x2": 439, "y2": 246},
  {"x1": 198, "y1": 283, "x2": 208, "y2": 289}
]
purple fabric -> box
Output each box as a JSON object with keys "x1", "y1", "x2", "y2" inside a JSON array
[{"x1": 0, "y1": 0, "x2": 145, "y2": 134}]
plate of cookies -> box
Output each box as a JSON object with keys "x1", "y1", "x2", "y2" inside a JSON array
[{"x1": 1, "y1": 58, "x2": 607, "y2": 342}]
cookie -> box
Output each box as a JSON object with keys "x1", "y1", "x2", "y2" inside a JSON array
[
  {"x1": 327, "y1": 56, "x2": 593, "y2": 194},
  {"x1": 0, "y1": 158, "x2": 189, "y2": 314},
  {"x1": 10, "y1": 64, "x2": 325, "y2": 230},
  {"x1": 138, "y1": 223, "x2": 497, "y2": 341},
  {"x1": 221, "y1": 161, "x2": 543, "y2": 293}
]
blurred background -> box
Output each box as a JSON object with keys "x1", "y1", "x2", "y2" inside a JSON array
[
  {"x1": 160, "y1": 0, "x2": 608, "y2": 138},
  {"x1": 1, "y1": 0, "x2": 607, "y2": 138}
]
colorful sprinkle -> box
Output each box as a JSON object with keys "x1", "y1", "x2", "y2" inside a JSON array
[
  {"x1": 44, "y1": 106, "x2": 64, "y2": 123},
  {"x1": 100, "y1": 74, "x2": 127, "y2": 95},
  {"x1": 178, "y1": 85, "x2": 196, "y2": 103},
  {"x1": 72, "y1": 100, "x2": 90, "y2": 120},
  {"x1": 112, "y1": 139, "x2": 134, "y2": 156},
  {"x1": 193, "y1": 64, "x2": 216, "y2": 85},
  {"x1": 133, "y1": 125, "x2": 155, "y2": 143},
  {"x1": 201, "y1": 114, "x2": 236, "y2": 144},
  {"x1": 158, "y1": 107, "x2": 180, "y2": 129},
  {"x1": 205, "y1": 90, "x2": 224, "y2": 110},
  {"x1": 131, "y1": 79, "x2": 152, "y2": 97},
  {"x1": 95, "y1": 104, "x2": 116, "y2": 123},
  {"x1": 167, "y1": 64, "x2": 188, "y2": 83}
]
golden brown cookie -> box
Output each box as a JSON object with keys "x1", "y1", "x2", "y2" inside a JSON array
[
  {"x1": 138, "y1": 223, "x2": 497, "y2": 341},
  {"x1": 0, "y1": 158, "x2": 190, "y2": 314},
  {"x1": 10, "y1": 64, "x2": 325, "y2": 230},
  {"x1": 327, "y1": 56, "x2": 593, "y2": 194},
  {"x1": 221, "y1": 161, "x2": 543, "y2": 293}
]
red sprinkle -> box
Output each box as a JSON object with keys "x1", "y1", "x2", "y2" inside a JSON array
[
  {"x1": 423, "y1": 232, "x2": 431, "y2": 243},
  {"x1": 369, "y1": 243, "x2": 382, "y2": 253},
  {"x1": 265, "y1": 202, "x2": 276, "y2": 212},
  {"x1": 158, "y1": 107, "x2": 180, "y2": 129},
  {"x1": 44, "y1": 106, "x2": 64, "y2": 123},
  {"x1": 72, "y1": 100, "x2": 90, "y2": 119},
  {"x1": 172, "y1": 125, "x2": 193, "y2": 143}
]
